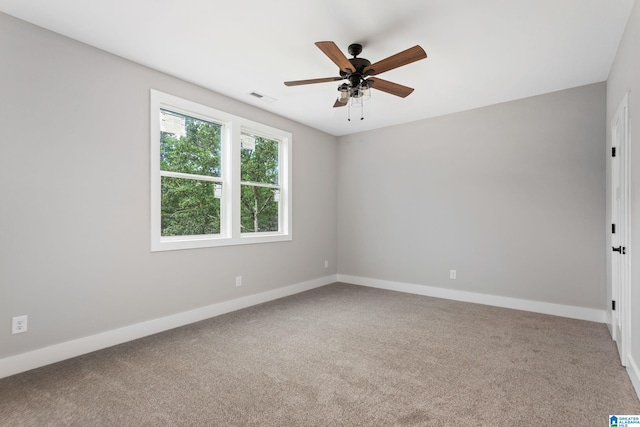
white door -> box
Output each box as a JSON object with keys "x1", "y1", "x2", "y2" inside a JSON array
[{"x1": 611, "y1": 92, "x2": 630, "y2": 366}]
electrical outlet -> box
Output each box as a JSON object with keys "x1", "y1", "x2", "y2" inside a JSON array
[
  {"x1": 449, "y1": 270, "x2": 457, "y2": 280},
  {"x1": 12, "y1": 315, "x2": 28, "y2": 334},
  {"x1": 324, "y1": 260, "x2": 329, "y2": 269},
  {"x1": 235, "y1": 276, "x2": 242, "y2": 287}
]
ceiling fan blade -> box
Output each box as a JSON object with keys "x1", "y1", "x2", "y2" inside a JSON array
[
  {"x1": 333, "y1": 99, "x2": 348, "y2": 108},
  {"x1": 315, "y1": 41, "x2": 355, "y2": 73},
  {"x1": 363, "y1": 45, "x2": 427, "y2": 76},
  {"x1": 368, "y1": 77, "x2": 415, "y2": 98},
  {"x1": 284, "y1": 76, "x2": 343, "y2": 86}
]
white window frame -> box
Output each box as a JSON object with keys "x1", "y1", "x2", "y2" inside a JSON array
[{"x1": 150, "y1": 90, "x2": 292, "y2": 251}]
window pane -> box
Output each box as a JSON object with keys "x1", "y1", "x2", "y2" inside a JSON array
[
  {"x1": 161, "y1": 176, "x2": 221, "y2": 236},
  {"x1": 160, "y1": 109, "x2": 221, "y2": 177},
  {"x1": 241, "y1": 133, "x2": 279, "y2": 184},
  {"x1": 241, "y1": 185, "x2": 279, "y2": 233}
]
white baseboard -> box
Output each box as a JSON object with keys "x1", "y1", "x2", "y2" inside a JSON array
[
  {"x1": 606, "y1": 311, "x2": 613, "y2": 337},
  {"x1": 627, "y1": 355, "x2": 640, "y2": 401},
  {"x1": 0, "y1": 275, "x2": 337, "y2": 380},
  {"x1": 337, "y1": 274, "x2": 606, "y2": 323}
]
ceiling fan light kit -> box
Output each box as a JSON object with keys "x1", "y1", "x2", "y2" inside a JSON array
[{"x1": 285, "y1": 41, "x2": 427, "y2": 121}]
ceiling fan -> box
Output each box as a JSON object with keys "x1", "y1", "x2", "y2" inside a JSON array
[{"x1": 284, "y1": 41, "x2": 427, "y2": 119}]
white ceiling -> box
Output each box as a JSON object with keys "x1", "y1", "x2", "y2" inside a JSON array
[{"x1": 0, "y1": 0, "x2": 635, "y2": 136}]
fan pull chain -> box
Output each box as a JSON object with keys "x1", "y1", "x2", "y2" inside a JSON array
[{"x1": 347, "y1": 102, "x2": 351, "y2": 121}]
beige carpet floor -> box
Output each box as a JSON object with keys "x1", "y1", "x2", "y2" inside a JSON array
[{"x1": 1, "y1": 283, "x2": 638, "y2": 426}]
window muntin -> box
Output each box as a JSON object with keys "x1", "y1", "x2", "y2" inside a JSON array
[{"x1": 150, "y1": 90, "x2": 292, "y2": 251}]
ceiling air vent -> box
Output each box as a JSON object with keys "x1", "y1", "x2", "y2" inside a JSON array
[{"x1": 248, "y1": 91, "x2": 276, "y2": 103}]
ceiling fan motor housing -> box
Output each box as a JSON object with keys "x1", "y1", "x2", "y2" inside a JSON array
[{"x1": 341, "y1": 56, "x2": 372, "y2": 92}]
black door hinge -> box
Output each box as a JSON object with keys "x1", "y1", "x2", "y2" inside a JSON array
[
  {"x1": 612, "y1": 147, "x2": 617, "y2": 157},
  {"x1": 612, "y1": 300, "x2": 616, "y2": 311},
  {"x1": 612, "y1": 224, "x2": 616, "y2": 234}
]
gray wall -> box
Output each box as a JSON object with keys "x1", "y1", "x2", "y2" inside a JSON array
[
  {"x1": 0, "y1": 13, "x2": 338, "y2": 359},
  {"x1": 607, "y1": 0, "x2": 640, "y2": 372},
  {"x1": 337, "y1": 83, "x2": 606, "y2": 309}
]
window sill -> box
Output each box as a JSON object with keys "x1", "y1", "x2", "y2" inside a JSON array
[{"x1": 151, "y1": 233, "x2": 292, "y2": 252}]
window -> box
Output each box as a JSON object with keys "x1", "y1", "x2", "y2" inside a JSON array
[
  {"x1": 160, "y1": 110, "x2": 223, "y2": 237},
  {"x1": 150, "y1": 90, "x2": 291, "y2": 251},
  {"x1": 240, "y1": 132, "x2": 280, "y2": 233}
]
